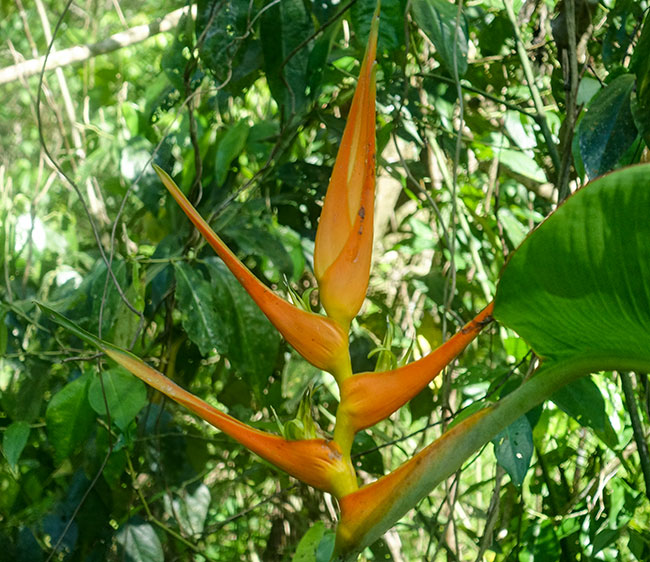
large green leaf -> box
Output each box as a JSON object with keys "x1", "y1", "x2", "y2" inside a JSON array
[
  {"x1": 494, "y1": 163, "x2": 650, "y2": 370},
  {"x1": 577, "y1": 74, "x2": 638, "y2": 179},
  {"x1": 333, "y1": 165, "x2": 650, "y2": 559}
]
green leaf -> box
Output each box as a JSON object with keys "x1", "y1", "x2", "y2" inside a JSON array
[
  {"x1": 410, "y1": 0, "x2": 468, "y2": 76},
  {"x1": 205, "y1": 259, "x2": 280, "y2": 388},
  {"x1": 173, "y1": 262, "x2": 224, "y2": 357},
  {"x1": 351, "y1": 0, "x2": 405, "y2": 54},
  {"x1": 88, "y1": 368, "x2": 147, "y2": 431},
  {"x1": 491, "y1": 415, "x2": 533, "y2": 486},
  {"x1": 196, "y1": 0, "x2": 260, "y2": 90},
  {"x1": 577, "y1": 74, "x2": 638, "y2": 179},
  {"x1": 2, "y1": 421, "x2": 30, "y2": 471},
  {"x1": 551, "y1": 376, "x2": 618, "y2": 448},
  {"x1": 45, "y1": 374, "x2": 95, "y2": 464},
  {"x1": 116, "y1": 518, "x2": 163, "y2": 562},
  {"x1": 215, "y1": 121, "x2": 249, "y2": 186},
  {"x1": 293, "y1": 522, "x2": 335, "y2": 562},
  {"x1": 260, "y1": 0, "x2": 313, "y2": 114},
  {"x1": 494, "y1": 163, "x2": 650, "y2": 371},
  {"x1": 163, "y1": 483, "x2": 211, "y2": 536}
]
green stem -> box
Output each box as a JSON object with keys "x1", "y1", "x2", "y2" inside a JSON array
[
  {"x1": 619, "y1": 371, "x2": 650, "y2": 501},
  {"x1": 334, "y1": 356, "x2": 650, "y2": 559},
  {"x1": 503, "y1": 0, "x2": 561, "y2": 174}
]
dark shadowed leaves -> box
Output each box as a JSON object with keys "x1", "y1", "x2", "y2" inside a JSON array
[{"x1": 577, "y1": 74, "x2": 638, "y2": 179}]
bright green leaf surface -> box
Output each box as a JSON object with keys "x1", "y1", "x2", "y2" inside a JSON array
[
  {"x1": 2, "y1": 421, "x2": 30, "y2": 471},
  {"x1": 410, "y1": 0, "x2": 468, "y2": 76},
  {"x1": 577, "y1": 74, "x2": 638, "y2": 179},
  {"x1": 88, "y1": 369, "x2": 147, "y2": 431},
  {"x1": 495, "y1": 164, "x2": 650, "y2": 370},
  {"x1": 45, "y1": 374, "x2": 95, "y2": 464}
]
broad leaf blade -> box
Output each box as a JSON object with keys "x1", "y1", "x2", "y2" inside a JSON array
[{"x1": 494, "y1": 163, "x2": 650, "y2": 369}]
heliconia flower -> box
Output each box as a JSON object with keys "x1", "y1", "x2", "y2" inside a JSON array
[
  {"x1": 153, "y1": 165, "x2": 351, "y2": 380},
  {"x1": 334, "y1": 303, "x2": 494, "y2": 451},
  {"x1": 313, "y1": 3, "x2": 379, "y2": 331},
  {"x1": 335, "y1": 406, "x2": 492, "y2": 557},
  {"x1": 37, "y1": 303, "x2": 359, "y2": 499}
]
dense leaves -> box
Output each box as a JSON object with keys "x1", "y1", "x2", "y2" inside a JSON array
[{"x1": 1, "y1": 0, "x2": 649, "y2": 560}]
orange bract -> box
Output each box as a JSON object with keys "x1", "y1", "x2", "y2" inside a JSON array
[
  {"x1": 313, "y1": 5, "x2": 379, "y2": 330},
  {"x1": 337, "y1": 302, "x2": 494, "y2": 438},
  {"x1": 154, "y1": 165, "x2": 351, "y2": 379},
  {"x1": 102, "y1": 346, "x2": 358, "y2": 498}
]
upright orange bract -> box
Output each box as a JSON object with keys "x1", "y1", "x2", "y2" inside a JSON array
[{"x1": 313, "y1": 4, "x2": 379, "y2": 331}]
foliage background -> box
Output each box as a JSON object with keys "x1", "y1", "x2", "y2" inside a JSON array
[{"x1": 1, "y1": 0, "x2": 649, "y2": 560}]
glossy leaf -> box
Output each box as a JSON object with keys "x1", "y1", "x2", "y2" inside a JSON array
[
  {"x1": 260, "y1": 0, "x2": 313, "y2": 114},
  {"x1": 410, "y1": 0, "x2": 468, "y2": 76},
  {"x1": 494, "y1": 163, "x2": 650, "y2": 369},
  {"x1": 577, "y1": 74, "x2": 638, "y2": 179}
]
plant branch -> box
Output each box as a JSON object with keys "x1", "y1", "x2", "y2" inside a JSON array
[
  {"x1": 0, "y1": 6, "x2": 194, "y2": 85},
  {"x1": 620, "y1": 371, "x2": 650, "y2": 501},
  {"x1": 503, "y1": 0, "x2": 561, "y2": 175}
]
